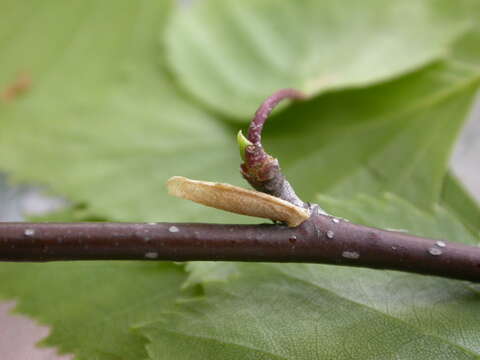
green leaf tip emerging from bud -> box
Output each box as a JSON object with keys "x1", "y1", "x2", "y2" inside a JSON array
[{"x1": 237, "y1": 130, "x2": 252, "y2": 161}]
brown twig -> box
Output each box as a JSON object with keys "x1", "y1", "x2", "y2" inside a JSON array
[
  {"x1": 0, "y1": 89, "x2": 479, "y2": 283},
  {"x1": 0, "y1": 219, "x2": 478, "y2": 282}
]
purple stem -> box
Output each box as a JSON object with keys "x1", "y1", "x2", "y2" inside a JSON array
[
  {"x1": 247, "y1": 88, "x2": 306, "y2": 145},
  {"x1": 0, "y1": 219, "x2": 479, "y2": 282},
  {"x1": 241, "y1": 89, "x2": 307, "y2": 207}
]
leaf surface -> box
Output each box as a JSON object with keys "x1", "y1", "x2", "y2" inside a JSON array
[
  {"x1": 165, "y1": 0, "x2": 475, "y2": 119},
  {"x1": 441, "y1": 173, "x2": 480, "y2": 234},
  {"x1": 0, "y1": 0, "x2": 245, "y2": 224},
  {"x1": 0, "y1": 261, "x2": 187, "y2": 360}
]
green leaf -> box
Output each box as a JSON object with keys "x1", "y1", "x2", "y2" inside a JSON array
[
  {"x1": 165, "y1": 0, "x2": 474, "y2": 119},
  {"x1": 441, "y1": 172, "x2": 480, "y2": 234},
  {"x1": 0, "y1": 0, "x2": 248, "y2": 224},
  {"x1": 0, "y1": 261, "x2": 187, "y2": 360},
  {"x1": 451, "y1": 21, "x2": 480, "y2": 68},
  {"x1": 141, "y1": 194, "x2": 480, "y2": 360}
]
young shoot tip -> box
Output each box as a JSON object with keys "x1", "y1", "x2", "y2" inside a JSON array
[{"x1": 237, "y1": 130, "x2": 253, "y2": 161}]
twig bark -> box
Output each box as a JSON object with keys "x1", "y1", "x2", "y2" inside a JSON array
[
  {"x1": 0, "y1": 89, "x2": 479, "y2": 283},
  {"x1": 0, "y1": 219, "x2": 478, "y2": 282}
]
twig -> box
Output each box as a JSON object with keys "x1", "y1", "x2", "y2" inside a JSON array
[
  {"x1": 0, "y1": 89, "x2": 479, "y2": 283},
  {"x1": 241, "y1": 88, "x2": 308, "y2": 208},
  {"x1": 0, "y1": 219, "x2": 478, "y2": 282},
  {"x1": 247, "y1": 88, "x2": 306, "y2": 145}
]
